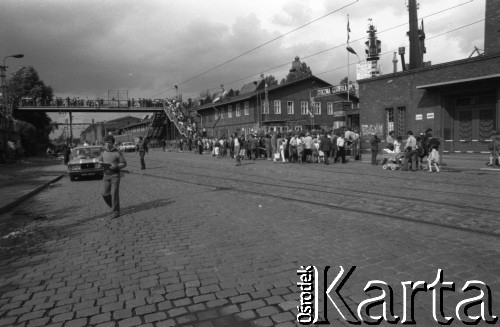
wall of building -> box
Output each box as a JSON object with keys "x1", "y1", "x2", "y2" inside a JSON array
[
  {"x1": 358, "y1": 53, "x2": 500, "y2": 145},
  {"x1": 484, "y1": 0, "x2": 500, "y2": 54},
  {"x1": 197, "y1": 78, "x2": 362, "y2": 137}
]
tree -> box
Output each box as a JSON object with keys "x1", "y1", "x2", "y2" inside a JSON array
[
  {"x1": 264, "y1": 75, "x2": 278, "y2": 87},
  {"x1": 340, "y1": 76, "x2": 348, "y2": 85},
  {"x1": 285, "y1": 57, "x2": 312, "y2": 83},
  {"x1": 9, "y1": 66, "x2": 54, "y2": 154}
]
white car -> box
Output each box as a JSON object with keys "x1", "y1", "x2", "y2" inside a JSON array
[{"x1": 120, "y1": 142, "x2": 136, "y2": 152}]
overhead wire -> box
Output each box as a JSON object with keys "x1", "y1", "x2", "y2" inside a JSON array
[
  {"x1": 179, "y1": 0, "x2": 477, "y2": 100},
  {"x1": 147, "y1": 0, "x2": 359, "y2": 99},
  {"x1": 314, "y1": 18, "x2": 485, "y2": 76}
]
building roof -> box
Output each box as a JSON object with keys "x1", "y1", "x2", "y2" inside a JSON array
[
  {"x1": 195, "y1": 75, "x2": 332, "y2": 112},
  {"x1": 240, "y1": 80, "x2": 265, "y2": 94},
  {"x1": 416, "y1": 73, "x2": 500, "y2": 89},
  {"x1": 358, "y1": 52, "x2": 500, "y2": 84}
]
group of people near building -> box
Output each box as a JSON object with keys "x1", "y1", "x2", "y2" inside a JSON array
[
  {"x1": 377, "y1": 128, "x2": 441, "y2": 172},
  {"x1": 164, "y1": 128, "x2": 362, "y2": 167}
]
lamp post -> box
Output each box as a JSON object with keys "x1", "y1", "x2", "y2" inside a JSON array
[{"x1": 1, "y1": 54, "x2": 24, "y2": 119}]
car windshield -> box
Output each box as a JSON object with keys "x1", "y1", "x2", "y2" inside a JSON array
[
  {"x1": 71, "y1": 147, "x2": 102, "y2": 159},
  {"x1": 124, "y1": 143, "x2": 134, "y2": 146}
]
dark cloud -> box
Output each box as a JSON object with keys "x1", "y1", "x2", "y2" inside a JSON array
[{"x1": 1, "y1": 0, "x2": 487, "y2": 132}]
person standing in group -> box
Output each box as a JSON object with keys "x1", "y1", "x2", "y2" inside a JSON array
[
  {"x1": 335, "y1": 132, "x2": 346, "y2": 164},
  {"x1": 319, "y1": 132, "x2": 332, "y2": 165},
  {"x1": 303, "y1": 132, "x2": 313, "y2": 163},
  {"x1": 136, "y1": 136, "x2": 148, "y2": 170},
  {"x1": 426, "y1": 145, "x2": 440, "y2": 173},
  {"x1": 249, "y1": 134, "x2": 259, "y2": 160},
  {"x1": 271, "y1": 132, "x2": 277, "y2": 160},
  {"x1": 264, "y1": 134, "x2": 272, "y2": 160},
  {"x1": 233, "y1": 133, "x2": 242, "y2": 166},
  {"x1": 370, "y1": 133, "x2": 381, "y2": 165},
  {"x1": 100, "y1": 135, "x2": 127, "y2": 218},
  {"x1": 402, "y1": 130, "x2": 418, "y2": 171}
]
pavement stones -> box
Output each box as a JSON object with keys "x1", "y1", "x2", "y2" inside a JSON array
[{"x1": 0, "y1": 150, "x2": 499, "y2": 326}]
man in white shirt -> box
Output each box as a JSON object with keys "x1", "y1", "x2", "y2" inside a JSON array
[
  {"x1": 303, "y1": 133, "x2": 313, "y2": 163},
  {"x1": 335, "y1": 133, "x2": 346, "y2": 163},
  {"x1": 402, "y1": 130, "x2": 417, "y2": 171}
]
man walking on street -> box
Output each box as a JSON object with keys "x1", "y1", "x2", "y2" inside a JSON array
[
  {"x1": 136, "y1": 136, "x2": 148, "y2": 170},
  {"x1": 100, "y1": 135, "x2": 127, "y2": 218}
]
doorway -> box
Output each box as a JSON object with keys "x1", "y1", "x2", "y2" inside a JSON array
[{"x1": 453, "y1": 99, "x2": 496, "y2": 141}]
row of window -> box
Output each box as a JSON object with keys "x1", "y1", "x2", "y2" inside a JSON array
[{"x1": 215, "y1": 100, "x2": 342, "y2": 120}]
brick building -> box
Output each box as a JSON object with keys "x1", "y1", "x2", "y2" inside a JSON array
[
  {"x1": 195, "y1": 74, "x2": 359, "y2": 137},
  {"x1": 357, "y1": 0, "x2": 500, "y2": 153},
  {"x1": 80, "y1": 115, "x2": 142, "y2": 144}
]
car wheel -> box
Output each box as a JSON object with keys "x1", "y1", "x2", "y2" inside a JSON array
[{"x1": 70, "y1": 175, "x2": 76, "y2": 181}]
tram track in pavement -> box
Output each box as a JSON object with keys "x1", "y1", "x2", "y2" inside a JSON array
[
  {"x1": 130, "y1": 157, "x2": 500, "y2": 215},
  {"x1": 125, "y1": 160, "x2": 500, "y2": 238},
  {"x1": 148, "y1": 152, "x2": 498, "y2": 190},
  {"x1": 145, "y1": 154, "x2": 498, "y2": 194}
]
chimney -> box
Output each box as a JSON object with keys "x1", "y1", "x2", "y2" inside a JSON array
[
  {"x1": 408, "y1": 0, "x2": 423, "y2": 69},
  {"x1": 484, "y1": 0, "x2": 500, "y2": 54},
  {"x1": 392, "y1": 52, "x2": 398, "y2": 73}
]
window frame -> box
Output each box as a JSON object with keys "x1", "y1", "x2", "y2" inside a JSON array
[
  {"x1": 327, "y1": 102, "x2": 333, "y2": 115},
  {"x1": 236, "y1": 103, "x2": 241, "y2": 117},
  {"x1": 244, "y1": 101, "x2": 250, "y2": 116},
  {"x1": 287, "y1": 101, "x2": 294, "y2": 115},
  {"x1": 274, "y1": 100, "x2": 281, "y2": 114},
  {"x1": 301, "y1": 101, "x2": 308, "y2": 115},
  {"x1": 313, "y1": 102, "x2": 321, "y2": 115}
]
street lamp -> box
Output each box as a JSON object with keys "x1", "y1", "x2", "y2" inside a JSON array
[{"x1": 1, "y1": 54, "x2": 24, "y2": 118}]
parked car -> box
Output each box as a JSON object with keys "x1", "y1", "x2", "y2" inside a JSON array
[
  {"x1": 119, "y1": 142, "x2": 136, "y2": 152},
  {"x1": 67, "y1": 146, "x2": 104, "y2": 181}
]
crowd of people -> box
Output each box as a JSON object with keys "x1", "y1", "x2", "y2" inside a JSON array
[
  {"x1": 377, "y1": 128, "x2": 442, "y2": 172},
  {"x1": 19, "y1": 96, "x2": 169, "y2": 108},
  {"x1": 162, "y1": 127, "x2": 363, "y2": 166}
]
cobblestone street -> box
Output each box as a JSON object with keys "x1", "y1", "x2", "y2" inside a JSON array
[{"x1": 1, "y1": 150, "x2": 499, "y2": 327}]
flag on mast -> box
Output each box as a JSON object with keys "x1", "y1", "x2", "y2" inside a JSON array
[{"x1": 346, "y1": 16, "x2": 357, "y2": 55}]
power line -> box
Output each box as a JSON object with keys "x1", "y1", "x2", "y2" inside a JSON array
[
  {"x1": 156, "y1": 0, "x2": 478, "y2": 101},
  {"x1": 148, "y1": 1, "x2": 359, "y2": 99},
  {"x1": 314, "y1": 18, "x2": 485, "y2": 76}
]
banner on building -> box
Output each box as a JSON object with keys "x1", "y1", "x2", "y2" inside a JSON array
[
  {"x1": 356, "y1": 61, "x2": 372, "y2": 80},
  {"x1": 310, "y1": 83, "x2": 358, "y2": 98}
]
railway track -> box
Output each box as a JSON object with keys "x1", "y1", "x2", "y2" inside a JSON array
[{"x1": 125, "y1": 157, "x2": 500, "y2": 238}]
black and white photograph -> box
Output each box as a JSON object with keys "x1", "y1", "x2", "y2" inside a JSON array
[{"x1": 0, "y1": 0, "x2": 499, "y2": 326}]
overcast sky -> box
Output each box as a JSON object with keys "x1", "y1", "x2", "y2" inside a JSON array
[{"x1": 0, "y1": 0, "x2": 486, "y2": 137}]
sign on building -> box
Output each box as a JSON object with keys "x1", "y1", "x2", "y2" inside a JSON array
[
  {"x1": 356, "y1": 61, "x2": 372, "y2": 80},
  {"x1": 310, "y1": 83, "x2": 358, "y2": 98}
]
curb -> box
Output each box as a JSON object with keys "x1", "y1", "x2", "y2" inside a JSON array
[{"x1": 0, "y1": 174, "x2": 65, "y2": 215}]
